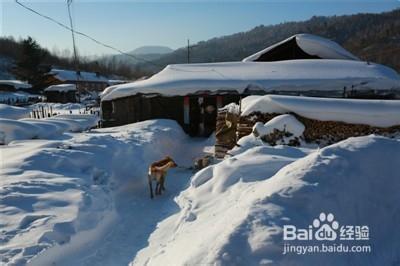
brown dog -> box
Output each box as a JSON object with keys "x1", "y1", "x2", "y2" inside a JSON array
[{"x1": 148, "y1": 156, "x2": 177, "y2": 199}]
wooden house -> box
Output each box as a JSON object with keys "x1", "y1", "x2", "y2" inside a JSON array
[
  {"x1": 44, "y1": 84, "x2": 77, "y2": 103},
  {"x1": 43, "y1": 69, "x2": 112, "y2": 93},
  {"x1": 0, "y1": 80, "x2": 32, "y2": 92},
  {"x1": 100, "y1": 34, "x2": 400, "y2": 137}
]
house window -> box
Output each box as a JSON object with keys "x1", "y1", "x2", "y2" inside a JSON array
[{"x1": 111, "y1": 101, "x2": 116, "y2": 114}]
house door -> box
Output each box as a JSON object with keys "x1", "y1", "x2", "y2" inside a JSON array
[{"x1": 203, "y1": 96, "x2": 217, "y2": 137}]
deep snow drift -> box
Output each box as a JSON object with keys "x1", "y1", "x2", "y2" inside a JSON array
[
  {"x1": 0, "y1": 114, "x2": 98, "y2": 144},
  {"x1": 132, "y1": 135, "x2": 400, "y2": 266},
  {"x1": 0, "y1": 104, "x2": 30, "y2": 120},
  {"x1": 0, "y1": 120, "x2": 212, "y2": 265}
]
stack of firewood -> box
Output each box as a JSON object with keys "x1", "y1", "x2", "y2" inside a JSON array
[
  {"x1": 240, "y1": 112, "x2": 400, "y2": 146},
  {"x1": 215, "y1": 110, "x2": 239, "y2": 158}
]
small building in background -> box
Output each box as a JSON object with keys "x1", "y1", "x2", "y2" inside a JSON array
[
  {"x1": 44, "y1": 84, "x2": 77, "y2": 103},
  {"x1": 44, "y1": 69, "x2": 111, "y2": 93},
  {"x1": 0, "y1": 80, "x2": 32, "y2": 92},
  {"x1": 0, "y1": 80, "x2": 41, "y2": 105}
]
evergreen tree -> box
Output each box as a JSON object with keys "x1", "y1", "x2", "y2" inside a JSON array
[{"x1": 13, "y1": 36, "x2": 48, "y2": 89}]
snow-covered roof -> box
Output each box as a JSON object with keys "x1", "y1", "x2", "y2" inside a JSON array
[
  {"x1": 49, "y1": 69, "x2": 109, "y2": 83},
  {"x1": 101, "y1": 60, "x2": 400, "y2": 101},
  {"x1": 0, "y1": 80, "x2": 32, "y2": 89},
  {"x1": 242, "y1": 34, "x2": 359, "y2": 62},
  {"x1": 241, "y1": 95, "x2": 400, "y2": 127},
  {"x1": 45, "y1": 84, "x2": 77, "y2": 92}
]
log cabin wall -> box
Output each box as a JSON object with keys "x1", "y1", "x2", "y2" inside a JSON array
[
  {"x1": 101, "y1": 94, "x2": 242, "y2": 137},
  {"x1": 45, "y1": 91, "x2": 77, "y2": 103}
]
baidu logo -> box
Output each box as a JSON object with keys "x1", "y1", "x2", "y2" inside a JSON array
[
  {"x1": 282, "y1": 212, "x2": 371, "y2": 255},
  {"x1": 313, "y1": 212, "x2": 339, "y2": 241},
  {"x1": 283, "y1": 212, "x2": 369, "y2": 241}
]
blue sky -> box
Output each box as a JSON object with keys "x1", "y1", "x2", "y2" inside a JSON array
[{"x1": 1, "y1": 1, "x2": 399, "y2": 56}]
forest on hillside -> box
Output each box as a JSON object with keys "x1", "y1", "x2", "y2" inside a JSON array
[
  {"x1": 1, "y1": 8, "x2": 399, "y2": 81},
  {"x1": 0, "y1": 37, "x2": 146, "y2": 81},
  {"x1": 141, "y1": 9, "x2": 400, "y2": 73}
]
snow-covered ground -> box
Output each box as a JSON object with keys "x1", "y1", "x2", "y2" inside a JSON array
[
  {"x1": 1, "y1": 120, "x2": 213, "y2": 265},
  {"x1": 0, "y1": 104, "x2": 31, "y2": 120},
  {"x1": 1, "y1": 103, "x2": 400, "y2": 265},
  {"x1": 0, "y1": 114, "x2": 98, "y2": 144},
  {"x1": 0, "y1": 103, "x2": 99, "y2": 144},
  {"x1": 132, "y1": 135, "x2": 400, "y2": 266}
]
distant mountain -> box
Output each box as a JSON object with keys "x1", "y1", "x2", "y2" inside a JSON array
[
  {"x1": 130, "y1": 46, "x2": 173, "y2": 55},
  {"x1": 138, "y1": 9, "x2": 400, "y2": 74},
  {"x1": 99, "y1": 45, "x2": 173, "y2": 68}
]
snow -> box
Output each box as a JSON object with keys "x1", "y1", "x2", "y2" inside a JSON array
[
  {"x1": 0, "y1": 114, "x2": 98, "y2": 144},
  {"x1": 0, "y1": 104, "x2": 30, "y2": 119},
  {"x1": 241, "y1": 95, "x2": 287, "y2": 115},
  {"x1": 253, "y1": 114, "x2": 305, "y2": 138},
  {"x1": 0, "y1": 119, "x2": 212, "y2": 265},
  {"x1": 0, "y1": 119, "x2": 41, "y2": 144},
  {"x1": 0, "y1": 116, "x2": 399, "y2": 265},
  {"x1": 44, "y1": 84, "x2": 77, "y2": 92},
  {"x1": 242, "y1": 33, "x2": 359, "y2": 62},
  {"x1": 241, "y1": 95, "x2": 400, "y2": 127},
  {"x1": 219, "y1": 102, "x2": 240, "y2": 114},
  {"x1": 101, "y1": 60, "x2": 400, "y2": 101},
  {"x1": 1, "y1": 103, "x2": 400, "y2": 265},
  {"x1": 49, "y1": 69, "x2": 109, "y2": 83},
  {"x1": 132, "y1": 135, "x2": 400, "y2": 266},
  {"x1": 0, "y1": 80, "x2": 32, "y2": 90}
]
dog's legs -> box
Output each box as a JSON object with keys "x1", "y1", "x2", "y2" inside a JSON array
[
  {"x1": 161, "y1": 176, "x2": 166, "y2": 192},
  {"x1": 148, "y1": 175, "x2": 154, "y2": 199},
  {"x1": 155, "y1": 182, "x2": 160, "y2": 195}
]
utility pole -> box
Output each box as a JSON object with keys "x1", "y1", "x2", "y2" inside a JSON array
[
  {"x1": 67, "y1": 0, "x2": 81, "y2": 102},
  {"x1": 187, "y1": 39, "x2": 190, "y2": 64}
]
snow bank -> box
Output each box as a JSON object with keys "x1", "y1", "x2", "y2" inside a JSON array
[
  {"x1": 0, "y1": 119, "x2": 210, "y2": 265},
  {"x1": 101, "y1": 60, "x2": 400, "y2": 101},
  {"x1": 242, "y1": 34, "x2": 359, "y2": 62},
  {"x1": 0, "y1": 104, "x2": 30, "y2": 119},
  {"x1": 46, "y1": 114, "x2": 99, "y2": 132},
  {"x1": 0, "y1": 119, "x2": 40, "y2": 144},
  {"x1": 0, "y1": 139, "x2": 117, "y2": 265},
  {"x1": 253, "y1": 114, "x2": 305, "y2": 138},
  {"x1": 241, "y1": 95, "x2": 400, "y2": 127},
  {"x1": 132, "y1": 135, "x2": 400, "y2": 266},
  {"x1": 0, "y1": 114, "x2": 98, "y2": 144}
]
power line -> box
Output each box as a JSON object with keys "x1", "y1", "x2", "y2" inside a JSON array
[
  {"x1": 14, "y1": 0, "x2": 163, "y2": 68},
  {"x1": 14, "y1": 1, "x2": 400, "y2": 71}
]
